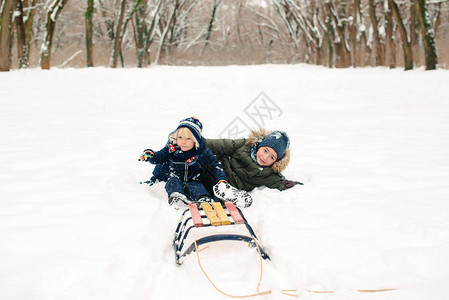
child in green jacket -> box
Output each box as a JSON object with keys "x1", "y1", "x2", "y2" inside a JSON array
[{"x1": 207, "y1": 129, "x2": 302, "y2": 192}]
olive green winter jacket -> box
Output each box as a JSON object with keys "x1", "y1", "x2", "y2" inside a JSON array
[{"x1": 206, "y1": 129, "x2": 290, "y2": 191}]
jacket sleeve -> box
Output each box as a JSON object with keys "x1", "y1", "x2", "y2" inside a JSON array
[
  {"x1": 201, "y1": 147, "x2": 227, "y2": 183},
  {"x1": 147, "y1": 143, "x2": 170, "y2": 164},
  {"x1": 206, "y1": 138, "x2": 246, "y2": 158},
  {"x1": 264, "y1": 174, "x2": 284, "y2": 191}
]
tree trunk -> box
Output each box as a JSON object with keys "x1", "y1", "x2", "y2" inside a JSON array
[
  {"x1": 384, "y1": 0, "x2": 396, "y2": 68},
  {"x1": 15, "y1": 0, "x2": 29, "y2": 68},
  {"x1": 351, "y1": 0, "x2": 359, "y2": 67},
  {"x1": 323, "y1": 15, "x2": 334, "y2": 68},
  {"x1": 388, "y1": 0, "x2": 413, "y2": 70},
  {"x1": 352, "y1": 0, "x2": 369, "y2": 67},
  {"x1": 0, "y1": 0, "x2": 15, "y2": 71},
  {"x1": 110, "y1": 0, "x2": 127, "y2": 68},
  {"x1": 85, "y1": 0, "x2": 94, "y2": 67},
  {"x1": 414, "y1": 0, "x2": 438, "y2": 70},
  {"x1": 135, "y1": 0, "x2": 147, "y2": 67},
  {"x1": 369, "y1": 0, "x2": 385, "y2": 66},
  {"x1": 312, "y1": 6, "x2": 323, "y2": 66},
  {"x1": 200, "y1": 0, "x2": 221, "y2": 56},
  {"x1": 22, "y1": 0, "x2": 37, "y2": 64},
  {"x1": 325, "y1": 1, "x2": 351, "y2": 68},
  {"x1": 40, "y1": 0, "x2": 69, "y2": 70},
  {"x1": 111, "y1": 0, "x2": 144, "y2": 67}
]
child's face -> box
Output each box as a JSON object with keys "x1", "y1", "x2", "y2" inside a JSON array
[
  {"x1": 177, "y1": 132, "x2": 195, "y2": 151},
  {"x1": 256, "y1": 146, "x2": 277, "y2": 167}
]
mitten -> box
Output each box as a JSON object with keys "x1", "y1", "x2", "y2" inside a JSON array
[
  {"x1": 282, "y1": 179, "x2": 304, "y2": 190},
  {"x1": 139, "y1": 149, "x2": 154, "y2": 161}
]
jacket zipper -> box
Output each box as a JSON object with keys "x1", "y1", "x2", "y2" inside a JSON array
[{"x1": 184, "y1": 161, "x2": 188, "y2": 182}]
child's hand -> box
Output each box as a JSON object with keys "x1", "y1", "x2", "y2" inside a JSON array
[
  {"x1": 139, "y1": 149, "x2": 154, "y2": 161},
  {"x1": 282, "y1": 179, "x2": 304, "y2": 190}
]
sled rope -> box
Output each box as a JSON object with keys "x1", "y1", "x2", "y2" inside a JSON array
[
  {"x1": 305, "y1": 287, "x2": 398, "y2": 294},
  {"x1": 194, "y1": 238, "x2": 272, "y2": 298},
  {"x1": 193, "y1": 239, "x2": 397, "y2": 298},
  {"x1": 281, "y1": 289, "x2": 300, "y2": 297},
  {"x1": 358, "y1": 288, "x2": 398, "y2": 292},
  {"x1": 278, "y1": 287, "x2": 397, "y2": 297}
]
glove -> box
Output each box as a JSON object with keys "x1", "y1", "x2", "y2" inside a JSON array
[
  {"x1": 282, "y1": 179, "x2": 304, "y2": 190},
  {"x1": 139, "y1": 149, "x2": 154, "y2": 161}
]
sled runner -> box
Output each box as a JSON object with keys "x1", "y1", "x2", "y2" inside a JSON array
[{"x1": 173, "y1": 201, "x2": 270, "y2": 265}]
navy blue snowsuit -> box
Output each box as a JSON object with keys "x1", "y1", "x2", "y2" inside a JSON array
[{"x1": 147, "y1": 138, "x2": 226, "y2": 200}]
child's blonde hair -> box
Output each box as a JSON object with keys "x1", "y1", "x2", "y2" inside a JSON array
[{"x1": 177, "y1": 127, "x2": 193, "y2": 139}]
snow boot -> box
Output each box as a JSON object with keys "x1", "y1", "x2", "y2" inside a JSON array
[
  {"x1": 197, "y1": 195, "x2": 213, "y2": 203},
  {"x1": 213, "y1": 181, "x2": 253, "y2": 208},
  {"x1": 168, "y1": 192, "x2": 189, "y2": 210}
]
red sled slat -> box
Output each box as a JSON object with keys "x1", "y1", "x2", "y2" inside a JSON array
[
  {"x1": 224, "y1": 201, "x2": 245, "y2": 224},
  {"x1": 189, "y1": 203, "x2": 204, "y2": 227}
]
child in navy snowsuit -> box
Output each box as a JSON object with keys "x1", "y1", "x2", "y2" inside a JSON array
[{"x1": 140, "y1": 117, "x2": 227, "y2": 209}]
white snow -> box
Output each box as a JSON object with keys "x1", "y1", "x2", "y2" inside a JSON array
[{"x1": 1, "y1": 64, "x2": 448, "y2": 300}]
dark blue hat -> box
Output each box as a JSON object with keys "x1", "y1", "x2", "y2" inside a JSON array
[
  {"x1": 258, "y1": 130, "x2": 290, "y2": 160},
  {"x1": 169, "y1": 117, "x2": 203, "y2": 149}
]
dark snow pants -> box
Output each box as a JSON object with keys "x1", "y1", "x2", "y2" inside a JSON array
[
  {"x1": 165, "y1": 176, "x2": 211, "y2": 201},
  {"x1": 153, "y1": 162, "x2": 217, "y2": 197}
]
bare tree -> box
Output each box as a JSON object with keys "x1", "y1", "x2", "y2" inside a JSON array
[
  {"x1": 40, "y1": 0, "x2": 70, "y2": 70},
  {"x1": 119, "y1": 0, "x2": 148, "y2": 65},
  {"x1": 0, "y1": 0, "x2": 16, "y2": 71},
  {"x1": 250, "y1": 4, "x2": 287, "y2": 55},
  {"x1": 200, "y1": 0, "x2": 220, "y2": 56},
  {"x1": 384, "y1": 0, "x2": 396, "y2": 68},
  {"x1": 415, "y1": 0, "x2": 438, "y2": 69},
  {"x1": 369, "y1": 0, "x2": 386, "y2": 66},
  {"x1": 154, "y1": 0, "x2": 195, "y2": 64},
  {"x1": 272, "y1": 0, "x2": 301, "y2": 49},
  {"x1": 15, "y1": 0, "x2": 29, "y2": 68},
  {"x1": 110, "y1": 0, "x2": 127, "y2": 68},
  {"x1": 97, "y1": 0, "x2": 117, "y2": 41},
  {"x1": 85, "y1": 0, "x2": 94, "y2": 67},
  {"x1": 135, "y1": 0, "x2": 146, "y2": 67},
  {"x1": 324, "y1": 0, "x2": 351, "y2": 68},
  {"x1": 272, "y1": 0, "x2": 324, "y2": 64},
  {"x1": 388, "y1": 0, "x2": 413, "y2": 70},
  {"x1": 351, "y1": 0, "x2": 366, "y2": 67},
  {"x1": 154, "y1": 2, "x2": 176, "y2": 64}
]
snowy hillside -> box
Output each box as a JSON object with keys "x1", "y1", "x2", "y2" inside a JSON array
[{"x1": 1, "y1": 65, "x2": 448, "y2": 300}]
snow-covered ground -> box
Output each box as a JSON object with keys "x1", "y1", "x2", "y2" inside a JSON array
[{"x1": 1, "y1": 65, "x2": 448, "y2": 300}]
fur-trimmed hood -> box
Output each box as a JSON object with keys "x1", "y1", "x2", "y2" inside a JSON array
[{"x1": 246, "y1": 128, "x2": 290, "y2": 173}]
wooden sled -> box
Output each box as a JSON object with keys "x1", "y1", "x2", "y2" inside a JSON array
[{"x1": 173, "y1": 201, "x2": 270, "y2": 265}]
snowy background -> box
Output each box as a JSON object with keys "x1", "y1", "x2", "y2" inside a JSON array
[{"x1": 1, "y1": 65, "x2": 448, "y2": 300}]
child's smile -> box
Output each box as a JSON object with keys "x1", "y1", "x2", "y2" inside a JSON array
[{"x1": 256, "y1": 146, "x2": 277, "y2": 167}]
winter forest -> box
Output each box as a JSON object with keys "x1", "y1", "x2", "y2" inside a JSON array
[{"x1": 0, "y1": 0, "x2": 448, "y2": 71}]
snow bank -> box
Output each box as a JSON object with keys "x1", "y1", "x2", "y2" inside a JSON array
[{"x1": 1, "y1": 65, "x2": 448, "y2": 299}]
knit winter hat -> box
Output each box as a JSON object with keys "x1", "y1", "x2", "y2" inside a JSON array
[
  {"x1": 258, "y1": 130, "x2": 290, "y2": 161},
  {"x1": 169, "y1": 117, "x2": 203, "y2": 149}
]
